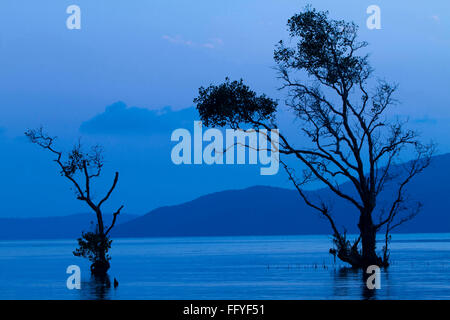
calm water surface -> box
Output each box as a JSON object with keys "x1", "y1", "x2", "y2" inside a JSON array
[{"x1": 0, "y1": 234, "x2": 449, "y2": 300}]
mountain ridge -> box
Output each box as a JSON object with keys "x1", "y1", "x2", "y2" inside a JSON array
[{"x1": 1, "y1": 153, "x2": 449, "y2": 240}]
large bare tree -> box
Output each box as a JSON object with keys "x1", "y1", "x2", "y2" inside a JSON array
[
  {"x1": 194, "y1": 7, "x2": 434, "y2": 268},
  {"x1": 25, "y1": 127, "x2": 123, "y2": 276}
]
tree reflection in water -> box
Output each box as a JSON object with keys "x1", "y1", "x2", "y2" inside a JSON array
[
  {"x1": 332, "y1": 267, "x2": 377, "y2": 300},
  {"x1": 79, "y1": 274, "x2": 113, "y2": 300}
]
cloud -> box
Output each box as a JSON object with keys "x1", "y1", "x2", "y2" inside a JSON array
[
  {"x1": 431, "y1": 15, "x2": 440, "y2": 23},
  {"x1": 162, "y1": 35, "x2": 194, "y2": 46},
  {"x1": 162, "y1": 35, "x2": 224, "y2": 49},
  {"x1": 201, "y1": 38, "x2": 224, "y2": 49},
  {"x1": 80, "y1": 101, "x2": 198, "y2": 135}
]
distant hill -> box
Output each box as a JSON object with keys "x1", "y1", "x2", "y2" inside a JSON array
[
  {"x1": 113, "y1": 153, "x2": 450, "y2": 237},
  {"x1": 1, "y1": 153, "x2": 449, "y2": 240},
  {"x1": 0, "y1": 213, "x2": 138, "y2": 240}
]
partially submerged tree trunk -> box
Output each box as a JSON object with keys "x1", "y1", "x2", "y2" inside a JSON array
[
  {"x1": 91, "y1": 244, "x2": 111, "y2": 276},
  {"x1": 335, "y1": 210, "x2": 384, "y2": 269},
  {"x1": 359, "y1": 212, "x2": 382, "y2": 267}
]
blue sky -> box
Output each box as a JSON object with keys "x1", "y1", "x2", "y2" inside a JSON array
[{"x1": 0, "y1": 0, "x2": 449, "y2": 217}]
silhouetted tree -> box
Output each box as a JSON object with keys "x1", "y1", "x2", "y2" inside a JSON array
[
  {"x1": 25, "y1": 127, "x2": 123, "y2": 276},
  {"x1": 194, "y1": 7, "x2": 434, "y2": 269}
]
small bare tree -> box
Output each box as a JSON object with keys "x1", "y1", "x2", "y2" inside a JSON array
[
  {"x1": 25, "y1": 127, "x2": 123, "y2": 276},
  {"x1": 194, "y1": 7, "x2": 434, "y2": 268}
]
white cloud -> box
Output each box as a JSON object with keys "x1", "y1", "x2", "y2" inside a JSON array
[
  {"x1": 162, "y1": 35, "x2": 194, "y2": 46},
  {"x1": 431, "y1": 15, "x2": 440, "y2": 23},
  {"x1": 162, "y1": 35, "x2": 224, "y2": 49},
  {"x1": 202, "y1": 38, "x2": 224, "y2": 49}
]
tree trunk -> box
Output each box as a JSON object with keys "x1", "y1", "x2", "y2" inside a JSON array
[
  {"x1": 358, "y1": 210, "x2": 382, "y2": 268},
  {"x1": 91, "y1": 233, "x2": 110, "y2": 277},
  {"x1": 91, "y1": 209, "x2": 110, "y2": 276},
  {"x1": 96, "y1": 209, "x2": 104, "y2": 235},
  {"x1": 332, "y1": 209, "x2": 386, "y2": 269},
  {"x1": 91, "y1": 259, "x2": 110, "y2": 276}
]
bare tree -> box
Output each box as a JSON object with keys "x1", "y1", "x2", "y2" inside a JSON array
[
  {"x1": 194, "y1": 7, "x2": 434, "y2": 268},
  {"x1": 25, "y1": 127, "x2": 123, "y2": 276}
]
